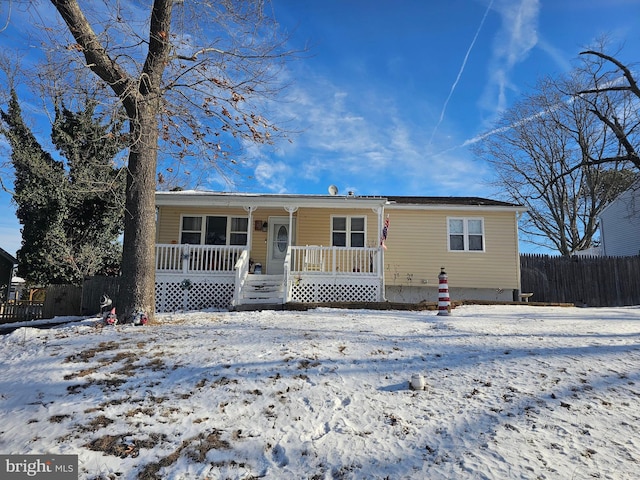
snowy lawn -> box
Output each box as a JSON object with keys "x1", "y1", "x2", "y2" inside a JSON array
[{"x1": 1, "y1": 304, "x2": 640, "y2": 479}]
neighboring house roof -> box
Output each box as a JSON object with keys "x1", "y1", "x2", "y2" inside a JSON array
[
  {"x1": 0, "y1": 247, "x2": 17, "y2": 265},
  {"x1": 156, "y1": 190, "x2": 524, "y2": 211},
  {"x1": 599, "y1": 181, "x2": 640, "y2": 217}
]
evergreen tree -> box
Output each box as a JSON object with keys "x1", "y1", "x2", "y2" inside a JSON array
[
  {"x1": 51, "y1": 98, "x2": 126, "y2": 280},
  {"x1": 1, "y1": 89, "x2": 70, "y2": 285},
  {"x1": 0, "y1": 89, "x2": 126, "y2": 285}
]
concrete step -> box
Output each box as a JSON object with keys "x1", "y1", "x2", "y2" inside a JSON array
[
  {"x1": 232, "y1": 303, "x2": 284, "y2": 312},
  {"x1": 245, "y1": 284, "x2": 281, "y2": 292},
  {"x1": 241, "y1": 290, "x2": 282, "y2": 300},
  {"x1": 244, "y1": 275, "x2": 283, "y2": 285},
  {"x1": 240, "y1": 297, "x2": 283, "y2": 305},
  {"x1": 238, "y1": 274, "x2": 284, "y2": 305}
]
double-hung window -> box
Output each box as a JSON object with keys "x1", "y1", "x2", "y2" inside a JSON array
[
  {"x1": 228, "y1": 217, "x2": 249, "y2": 245},
  {"x1": 448, "y1": 217, "x2": 484, "y2": 252},
  {"x1": 180, "y1": 216, "x2": 203, "y2": 244},
  {"x1": 332, "y1": 216, "x2": 365, "y2": 247},
  {"x1": 180, "y1": 215, "x2": 248, "y2": 246}
]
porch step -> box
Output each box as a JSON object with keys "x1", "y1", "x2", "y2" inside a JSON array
[
  {"x1": 237, "y1": 274, "x2": 284, "y2": 306},
  {"x1": 232, "y1": 303, "x2": 285, "y2": 312}
]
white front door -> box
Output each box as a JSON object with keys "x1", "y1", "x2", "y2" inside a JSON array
[{"x1": 267, "y1": 217, "x2": 295, "y2": 274}]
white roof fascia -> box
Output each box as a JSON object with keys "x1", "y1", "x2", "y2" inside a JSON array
[{"x1": 155, "y1": 191, "x2": 387, "y2": 209}]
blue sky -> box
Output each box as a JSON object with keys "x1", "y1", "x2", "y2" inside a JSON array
[{"x1": 1, "y1": 0, "x2": 640, "y2": 257}]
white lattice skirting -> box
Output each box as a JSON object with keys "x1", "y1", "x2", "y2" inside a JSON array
[
  {"x1": 289, "y1": 277, "x2": 381, "y2": 303},
  {"x1": 155, "y1": 275, "x2": 234, "y2": 312},
  {"x1": 155, "y1": 273, "x2": 382, "y2": 311}
]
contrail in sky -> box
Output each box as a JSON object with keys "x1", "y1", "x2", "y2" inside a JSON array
[
  {"x1": 428, "y1": 0, "x2": 494, "y2": 147},
  {"x1": 431, "y1": 73, "x2": 629, "y2": 158}
]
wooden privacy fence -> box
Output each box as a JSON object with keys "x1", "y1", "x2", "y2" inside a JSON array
[
  {"x1": 42, "y1": 284, "x2": 82, "y2": 319},
  {"x1": 81, "y1": 276, "x2": 121, "y2": 316},
  {"x1": 0, "y1": 301, "x2": 44, "y2": 323},
  {"x1": 0, "y1": 278, "x2": 121, "y2": 324},
  {"x1": 521, "y1": 254, "x2": 640, "y2": 307}
]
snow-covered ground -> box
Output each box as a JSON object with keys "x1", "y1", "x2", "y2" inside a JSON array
[{"x1": 1, "y1": 304, "x2": 640, "y2": 479}]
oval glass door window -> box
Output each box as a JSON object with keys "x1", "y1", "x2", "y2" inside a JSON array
[{"x1": 277, "y1": 225, "x2": 288, "y2": 252}]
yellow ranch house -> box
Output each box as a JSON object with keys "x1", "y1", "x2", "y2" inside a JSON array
[{"x1": 154, "y1": 190, "x2": 525, "y2": 311}]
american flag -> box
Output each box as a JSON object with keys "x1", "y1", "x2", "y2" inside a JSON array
[{"x1": 380, "y1": 215, "x2": 390, "y2": 250}]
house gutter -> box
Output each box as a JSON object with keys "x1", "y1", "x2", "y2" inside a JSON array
[
  {"x1": 385, "y1": 203, "x2": 525, "y2": 213},
  {"x1": 155, "y1": 191, "x2": 387, "y2": 209}
]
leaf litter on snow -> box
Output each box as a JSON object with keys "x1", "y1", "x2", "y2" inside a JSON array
[{"x1": 0, "y1": 305, "x2": 639, "y2": 479}]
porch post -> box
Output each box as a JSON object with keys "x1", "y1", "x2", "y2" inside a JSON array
[
  {"x1": 283, "y1": 206, "x2": 298, "y2": 302},
  {"x1": 284, "y1": 206, "x2": 298, "y2": 246},
  {"x1": 243, "y1": 206, "x2": 257, "y2": 253}
]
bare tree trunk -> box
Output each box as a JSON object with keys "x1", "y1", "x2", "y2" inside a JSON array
[
  {"x1": 120, "y1": 103, "x2": 158, "y2": 321},
  {"x1": 44, "y1": 0, "x2": 290, "y2": 320},
  {"x1": 49, "y1": 0, "x2": 173, "y2": 322}
]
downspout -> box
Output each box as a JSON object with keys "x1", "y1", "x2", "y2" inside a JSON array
[{"x1": 515, "y1": 210, "x2": 523, "y2": 301}]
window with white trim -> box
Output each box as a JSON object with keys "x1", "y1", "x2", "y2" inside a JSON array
[
  {"x1": 332, "y1": 216, "x2": 366, "y2": 247},
  {"x1": 180, "y1": 215, "x2": 248, "y2": 245},
  {"x1": 181, "y1": 216, "x2": 203, "y2": 244},
  {"x1": 448, "y1": 217, "x2": 484, "y2": 251},
  {"x1": 229, "y1": 217, "x2": 249, "y2": 245}
]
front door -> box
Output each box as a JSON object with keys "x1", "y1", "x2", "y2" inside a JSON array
[{"x1": 267, "y1": 217, "x2": 295, "y2": 274}]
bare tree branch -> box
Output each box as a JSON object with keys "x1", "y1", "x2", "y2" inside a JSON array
[
  {"x1": 475, "y1": 71, "x2": 636, "y2": 255},
  {"x1": 12, "y1": 0, "x2": 300, "y2": 320},
  {"x1": 50, "y1": 0, "x2": 134, "y2": 102},
  {"x1": 579, "y1": 50, "x2": 640, "y2": 98}
]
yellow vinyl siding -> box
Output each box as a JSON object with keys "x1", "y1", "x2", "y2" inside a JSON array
[
  {"x1": 156, "y1": 206, "x2": 180, "y2": 244},
  {"x1": 156, "y1": 206, "x2": 249, "y2": 244},
  {"x1": 157, "y1": 202, "x2": 520, "y2": 290},
  {"x1": 157, "y1": 205, "x2": 381, "y2": 264},
  {"x1": 295, "y1": 208, "x2": 380, "y2": 247},
  {"x1": 158, "y1": 206, "x2": 292, "y2": 268},
  {"x1": 159, "y1": 206, "x2": 381, "y2": 247},
  {"x1": 249, "y1": 223, "x2": 269, "y2": 269},
  {"x1": 384, "y1": 208, "x2": 519, "y2": 289}
]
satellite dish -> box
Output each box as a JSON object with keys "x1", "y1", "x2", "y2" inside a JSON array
[{"x1": 328, "y1": 184, "x2": 339, "y2": 196}]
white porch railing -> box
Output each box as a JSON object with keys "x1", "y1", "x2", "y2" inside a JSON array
[
  {"x1": 283, "y1": 248, "x2": 292, "y2": 305},
  {"x1": 154, "y1": 244, "x2": 384, "y2": 309},
  {"x1": 289, "y1": 246, "x2": 381, "y2": 274},
  {"x1": 232, "y1": 250, "x2": 251, "y2": 306},
  {"x1": 155, "y1": 244, "x2": 247, "y2": 274},
  {"x1": 155, "y1": 244, "x2": 248, "y2": 312},
  {"x1": 286, "y1": 246, "x2": 384, "y2": 303}
]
